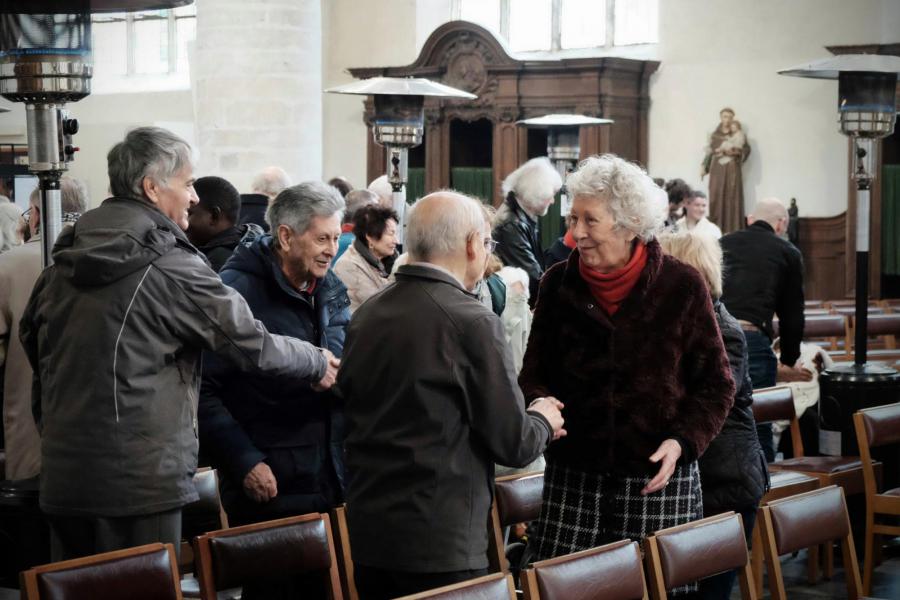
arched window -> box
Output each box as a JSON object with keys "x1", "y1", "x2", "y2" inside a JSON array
[{"x1": 453, "y1": 0, "x2": 657, "y2": 53}]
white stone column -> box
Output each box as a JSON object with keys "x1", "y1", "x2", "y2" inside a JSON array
[{"x1": 193, "y1": 0, "x2": 322, "y2": 191}]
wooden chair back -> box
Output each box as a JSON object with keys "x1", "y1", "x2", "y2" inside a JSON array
[
  {"x1": 521, "y1": 539, "x2": 647, "y2": 600},
  {"x1": 193, "y1": 513, "x2": 342, "y2": 600},
  {"x1": 644, "y1": 512, "x2": 756, "y2": 600},
  {"x1": 21, "y1": 543, "x2": 182, "y2": 600}
]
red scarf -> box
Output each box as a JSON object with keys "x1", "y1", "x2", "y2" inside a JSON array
[
  {"x1": 578, "y1": 242, "x2": 647, "y2": 315},
  {"x1": 341, "y1": 223, "x2": 354, "y2": 233}
]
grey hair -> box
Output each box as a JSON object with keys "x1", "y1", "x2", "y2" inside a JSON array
[
  {"x1": 501, "y1": 157, "x2": 562, "y2": 214},
  {"x1": 107, "y1": 127, "x2": 193, "y2": 199},
  {"x1": 0, "y1": 202, "x2": 22, "y2": 252},
  {"x1": 27, "y1": 176, "x2": 89, "y2": 234},
  {"x1": 344, "y1": 189, "x2": 379, "y2": 223},
  {"x1": 266, "y1": 181, "x2": 345, "y2": 234},
  {"x1": 566, "y1": 154, "x2": 667, "y2": 242},
  {"x1": 252, "y1": 166, "x2": 292, "y2": 199},
  {"x1": 406, "y1": 190, "x2": 484, "y2": 262}
]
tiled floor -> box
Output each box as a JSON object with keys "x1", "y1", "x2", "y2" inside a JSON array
[{"x1": 739, "y1": 543, "x2": 900, "y2": 599}]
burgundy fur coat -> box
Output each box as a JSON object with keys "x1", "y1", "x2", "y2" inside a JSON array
[{"x1": 519, "y1": 240, "x2": 735, "y2": 475}]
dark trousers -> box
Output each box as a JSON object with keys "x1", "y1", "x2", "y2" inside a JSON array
[
  {"x1": 745, "y1": 330, "x2": 778, "y2": 462},
  {"x1": 46, "y1": 508, "x2": 182, "y2": 562},
  {"x1": 354, "y1": 564, "x2": 489, "y2": 600},
  {"x1": 696, "y1": 506, "x2": 757, "y2": 599}
]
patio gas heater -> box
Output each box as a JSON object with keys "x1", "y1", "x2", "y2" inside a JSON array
[
  {"x1": 779, "y1": 54, "x2": 900, "y2": 465},
  {"x1": 326, "y1": 77, "x2": 475, "y2": 245},
  {"x1": 517, "y1": 113, "x2": 613, "y2": 217},
  {"x1": 0, "y1": 0, "x2": 193, "y2": 584},
  {"x1": 0, "y1": 1, "x2": 192, "y2": 267}
]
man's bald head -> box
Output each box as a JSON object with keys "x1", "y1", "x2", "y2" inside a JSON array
[
  {"x1": 251, "y1": 166, "x2": 291, "y2": 199},
  {"x1": 407, "y1": 191, "x2": 485, "y2": 263},
  {"x1": 748, "y1": 197, "x2": 789, "y2": 234}
]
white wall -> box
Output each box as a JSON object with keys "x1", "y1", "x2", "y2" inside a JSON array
[
  {"x1": 0, "y1": 90, "x2": 194, "y2": 209},
  {"x1": 649, "y1": 0, "x2": 899, "y2": 217},
  {"x1": 321, "y1": 0, "x2": 429, "y2": 190}
]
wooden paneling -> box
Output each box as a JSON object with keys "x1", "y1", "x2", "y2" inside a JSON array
[
  {"x1": 799, "y1": 213, "x2": 847, "y2": 301},
  {"x1": 350, "y1": 20, "x2": 659, "y2": 205}
]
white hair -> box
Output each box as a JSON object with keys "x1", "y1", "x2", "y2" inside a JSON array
[
  {"x1": 251, "y1": 166, "x2": 292, "y2": 199},
  {"x1": 566, "y1": 154, "x2": 667, "y2": 242},
  {"x1": 266, "y1": 181, "x2": 344, "y2": 233},
  {"x1": 367, "y1": 175, "x2": 393, "y2": 207},
  {"x1": 501, "y1": 157, "x2": 562, "y2": 214},
  {"x1": 406, "y1": 191, "x2": 485, "y2": 262},
  {"x1": 0, "y1": 202, "x2": 22, "y2": 253}
]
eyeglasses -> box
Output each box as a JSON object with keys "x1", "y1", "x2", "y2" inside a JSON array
[
  {"x1": 21, "y1": 207, "x2": 31, "y2": 223},
  {"x1": 484, "y1": 239, "x2": 498, "y2": 253}
]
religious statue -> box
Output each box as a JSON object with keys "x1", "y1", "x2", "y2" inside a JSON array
[{"x1": 702, "y1": 107, "x2": 751, "y2": 234}]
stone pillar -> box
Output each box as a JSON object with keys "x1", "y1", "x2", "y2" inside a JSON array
[{"x1": 193, "y1": 0, "x2": 322, "y2": 191}]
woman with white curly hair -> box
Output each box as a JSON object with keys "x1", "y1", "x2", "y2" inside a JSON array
[
  {"x1": 493, "y1": 157, "x2": 562, "y2": 304},
  {"x1": 519, "y1": 154, "x2": 735, "y2": 596}
]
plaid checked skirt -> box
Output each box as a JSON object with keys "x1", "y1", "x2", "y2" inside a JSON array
[{"x1": 530, "y1": 459, "x2": 703, "y2": 596}]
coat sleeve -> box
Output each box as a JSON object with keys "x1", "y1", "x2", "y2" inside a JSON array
[
  {"x1": 775, "y1": 247, "x2": 805, "y2": 366},
  {"x1": 18, "y1": 272, "x2": 46, "y2": 429},
  {"x1": 198, "y1": 350, "x2": 266, "y2": 482},
  {"x1": 157, "y1": 253, "x2": 327, "y2": 381},
  {"x1": 518, "y1": 269, "x2": 560, "y2": 403},
  {"x1": 670, "y1": 275, "x2": 735, "y2": 462},
  {"x1": 463, "y1": 313, "x2": 552, "y2": 468},
  {"x1": 494, "y1": 222, "x2": 543, "y2": 299}
]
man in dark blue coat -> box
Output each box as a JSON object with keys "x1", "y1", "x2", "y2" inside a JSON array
[{"x1": 199, "y1": 181, "x2": 349, "y2": 528}]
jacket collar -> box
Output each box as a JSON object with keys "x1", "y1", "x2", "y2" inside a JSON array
[
  {"x1": 259, "y1": 236, "x2": 347, "y2": 303},
  {"x1": 748, "y1": 220, "x2": 775, "y2": 234},
  {"x1": 507, "y1": 194, "x2": 538, "y2": 224},
  {"x1": 558, "y1": 239, "x2": 663, "y2": 327},
  {"x1": 395, "y1": 263, "x2": 476, "y2": 297}
]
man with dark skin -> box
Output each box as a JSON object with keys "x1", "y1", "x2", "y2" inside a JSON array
[{"x1": 187, "y1": 176, "x2": 262, "y2": 271}]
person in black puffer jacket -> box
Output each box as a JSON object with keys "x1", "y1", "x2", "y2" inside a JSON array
[{"x1": 660, "y1": 231, "x2": 768, "y2": 600}]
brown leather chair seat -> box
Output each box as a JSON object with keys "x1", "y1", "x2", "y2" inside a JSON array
[
  {"x1": 853, "y1": 402, "x2": 900, "y2": 595},
  {"x1": 394, "y1": 573, "x2": 516, "y2": 599},
  {"x1": 193, "y1": 513, "x2": 342, "y2": 600},
  {"x1": 20, "y1": 543, "x2": 182, "y2": 600},
  {"x1": 758, "y1": 485, "x2": 866, "y2": 600},
  {"x1": 644, "y1": 512, "x2": 755, "y2": 599},
  {"x1": 771, "y1": 456, "x2": 863, "y2": 474},
  {"x1": 488, "y1": 472, "x2": 544, "y2": 572},
  {"x1": 521, "y1": 539, "x2": 647, "y2": 600}
]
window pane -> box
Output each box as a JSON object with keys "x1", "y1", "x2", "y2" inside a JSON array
[
  {"x1": 175, "y1": 14, "x2": 195, "y2": 75},
  {"x1": 460, "y1": 0, "x2": 501, "y2": 34},
  {"x1": 91, "y1": 20, "x2": 126, "y2": 77},
  {"x1": 509, "y1": 0, "x2": 551, "y2": 52},
  {"x1": 133, "y1": 13, "x2": 168, "y2": 74},
  {"x1": 173, "y1": 5, "x2": 196, "y2": 18},
  {"x1": 614, "y1": 0, "x2": 658, "y2": 45},
  {"x1": 561, "y1": 0, "x2": 605, "y2": 49}
]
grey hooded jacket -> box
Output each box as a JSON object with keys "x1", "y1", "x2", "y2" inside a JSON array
[{"x1": 19, "y1": 196, "x2": 328, "y2": 517}]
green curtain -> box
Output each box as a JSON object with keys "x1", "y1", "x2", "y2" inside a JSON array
[
  {"x1": 883, "y1": 165, "x2": 900, "y2": 276},
  {"x1": 407, "y1": 168, "x2": 426, "y2": 205},
  {"x1": 451, "y1": 167, "x2": 493, "y2": 204}
]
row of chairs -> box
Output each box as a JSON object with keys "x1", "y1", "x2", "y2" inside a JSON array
[
  {"x1": 17, "y1": 402, "x2": 899, "y2": 600},
  {"x1": 15, "y1": 485, "x2": 874, "y2": 600},
  {"x1": 773, "y1": 312, "x2": 900, "y2": 361}
]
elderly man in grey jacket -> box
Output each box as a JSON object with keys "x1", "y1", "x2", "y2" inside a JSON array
[
  {"x1": 20, "y1": 127, "x2": 338, "y2": 561},
  {"x1": 338, "y1": 190, "x2": 566, "y2": 600}
]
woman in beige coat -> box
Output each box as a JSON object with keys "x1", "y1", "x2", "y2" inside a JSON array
[{"x1": 333, "y1": 204, "x2": 399, "y2": 312}]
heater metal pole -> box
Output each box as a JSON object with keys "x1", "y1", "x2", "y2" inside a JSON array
[{"x1": 853, "y1": 139, "x2": 875, "y2": 366}]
